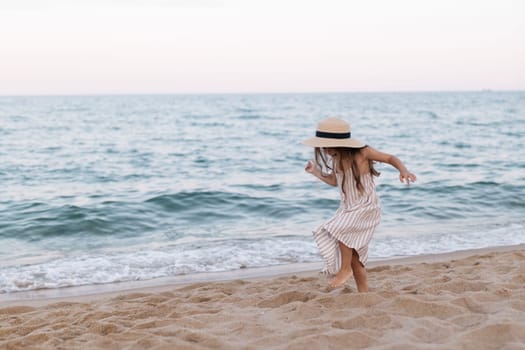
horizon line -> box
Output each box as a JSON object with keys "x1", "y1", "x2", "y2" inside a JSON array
[{"x1": 0, "y1": 88, "x2": 523, "y2": 98}]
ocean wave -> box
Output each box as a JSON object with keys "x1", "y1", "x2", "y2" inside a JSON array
[
  {"x1": 1, "y1": 203, "x2": 154, "y2": 240},
  {"x1": 144, "y1": 191, "x2": 312, "y2": 219},
  {"x1": 2, "y1": 180, "x2": 523, "y2": 241},
  {"x1": 1, "y1": 191, "x2": 323, "y2": 240},
  {"x1": 376, "y1": 181, "x2": 525, "y2": 221}
]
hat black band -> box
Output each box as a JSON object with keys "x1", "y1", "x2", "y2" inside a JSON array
[{"x1": 316, "y1": 131, "x2": 351, "y2": 139}]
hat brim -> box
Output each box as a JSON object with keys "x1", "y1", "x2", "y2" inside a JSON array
[{"x1": 302, "y1": 137, "x2": 366, "y2": 148}]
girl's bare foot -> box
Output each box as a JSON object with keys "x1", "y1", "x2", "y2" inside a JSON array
[{"x1": 329, "y1": 268, "x2": 353, "y2": 288}]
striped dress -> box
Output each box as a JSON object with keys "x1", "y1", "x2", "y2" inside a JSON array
[{"x1": 313, "y1": 166, "x2": 381, "y2": 274}]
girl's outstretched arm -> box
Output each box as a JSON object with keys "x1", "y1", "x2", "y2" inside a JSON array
[
  {"x1": 305, "y1": 160, "x2": 337, "y2": 186},
  {"x1": 363, "y1": 146, "x2": 417, "y2": 185}
]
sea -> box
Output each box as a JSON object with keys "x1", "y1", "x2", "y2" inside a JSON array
[{"x1": 1, "y1": 91, "x2": 524, "y2": 294}]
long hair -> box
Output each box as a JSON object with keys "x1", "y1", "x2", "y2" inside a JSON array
[{"x1": 314, "y1": 146, "x2": 380, "y2": 194}]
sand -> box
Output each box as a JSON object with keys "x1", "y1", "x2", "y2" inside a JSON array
[{"x1": 1, "y1": 245, "x2": 524, "y2": 350}]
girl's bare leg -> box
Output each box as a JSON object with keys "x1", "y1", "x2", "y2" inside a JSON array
[
  {"x1": 351, "y1": 250, "x2": 368, "y2": 292},
  {"x1": 329, "y1": 241, "x2": 354, "y2": 288}
]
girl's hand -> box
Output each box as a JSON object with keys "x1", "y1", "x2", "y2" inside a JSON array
[
  {"x1": 305, "y1": 160, "x2": 316, "y2": 174},
  {"x1": 400, "y1": 171, "x2": 417, "y2": 185}
]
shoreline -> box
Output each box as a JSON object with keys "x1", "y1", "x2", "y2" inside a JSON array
[{"x1": 2, "y1": 243, "x2": 523, "y2": 307}]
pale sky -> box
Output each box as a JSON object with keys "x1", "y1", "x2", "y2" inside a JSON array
[{"x1": 0, "y1": 0, "x2": 524, "y2": 95}]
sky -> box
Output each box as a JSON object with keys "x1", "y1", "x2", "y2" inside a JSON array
[{"x1": 0, "y1": 0, "x2": 524, "y2": 95}]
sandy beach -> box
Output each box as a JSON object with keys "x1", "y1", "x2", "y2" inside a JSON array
[{"x1": 1, "y1": 244, "x2": 524, "y2": 349}]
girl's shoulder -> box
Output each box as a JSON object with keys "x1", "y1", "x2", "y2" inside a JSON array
[{"x1": 360, "y1": 145, "x2": 373, "y2": 156}]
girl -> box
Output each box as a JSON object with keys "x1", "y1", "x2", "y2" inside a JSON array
[{"x1": 303, "y1": 117, "x2": 416, "y2": 292}]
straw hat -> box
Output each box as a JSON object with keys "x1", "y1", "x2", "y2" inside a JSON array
[{"x1": 302, "y1": 117, "x2": 365, "y2": 148}]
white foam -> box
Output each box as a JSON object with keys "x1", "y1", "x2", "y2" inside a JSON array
[
  {"x1": 2, "y1": 220, "x2": 524, "y2": 294},
  {"x1": 0, "y1": 237, "x2": 319, "y2": 293}
]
